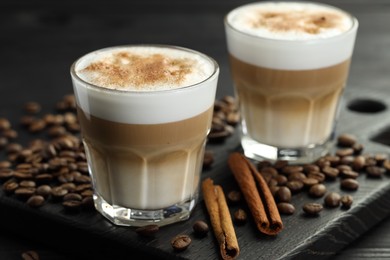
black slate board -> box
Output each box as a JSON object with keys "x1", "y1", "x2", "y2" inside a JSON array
[{"x1": 1, "y1": 88, "x2": 390, "y2": 260}]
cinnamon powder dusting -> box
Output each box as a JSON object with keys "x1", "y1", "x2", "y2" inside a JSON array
[
  {"x1": 249, "y1": 10, "x2": 343, "y2": 35},
  {"x1": 80, "y1": 51, "x2": 196, "y2": 89}
]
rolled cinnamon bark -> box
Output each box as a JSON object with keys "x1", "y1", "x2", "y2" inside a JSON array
[
  {"x1": 228, "y1": 152, "x2": 283, "y2": 235},
  {"x1": 202, "y1": 177, "x2": 240, "y2": 260}
]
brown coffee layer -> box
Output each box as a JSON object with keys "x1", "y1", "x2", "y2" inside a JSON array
[
  {"x1": 229, "y1": 55, "x2": 351, "y2": 147},
  {"x1": 229, "y1": 55, "x2": 350, "y2": 92},
  {"x1": 77, "y1": 106, "x2": 213, "y2": 147}
]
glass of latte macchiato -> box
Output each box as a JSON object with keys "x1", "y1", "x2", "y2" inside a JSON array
[
  {"x1": 70, "y1": 45, "x2": 219, "y2": 227},
  {"x1": 225, "y1": 1, "x2": 358, "y2": 163}
]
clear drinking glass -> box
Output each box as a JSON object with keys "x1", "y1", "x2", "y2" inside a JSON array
[
  {"x1": 224, "y1": 1, "x2": 358, "y2": 164},
  {"x1": 70, "y1": 45, "x2": 219, "y2": 226}
]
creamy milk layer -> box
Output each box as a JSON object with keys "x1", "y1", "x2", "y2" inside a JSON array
[
  {"x1": 71, "y1": 46, "x2": 218, "y2": 124},
  {"x1": 225, "y1": 2, "x2": 358, "y2": 70},
  {"x1": 228, "y1": 2, "x2": 353, "y2": 40},
  {"x1": 75, "y1": 46, "x2": 214, "y2": 91}
]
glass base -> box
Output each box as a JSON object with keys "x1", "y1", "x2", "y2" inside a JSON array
[
  {"x1": 93, "y1": 194, "x2": 196, "y2": 227},
  {"x1": 241, "y1": 134, "x2": 334, "y2": 165}
]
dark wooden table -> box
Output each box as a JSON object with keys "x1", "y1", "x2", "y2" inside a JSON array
[{"x1": 1, "y1": 0, "x2": 390, "y2": 259}]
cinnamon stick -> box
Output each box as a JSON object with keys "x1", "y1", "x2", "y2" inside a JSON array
[
  {"x1": 202, "y1": 177, "x2": 240, "y2": 260},
  {"x1": 228, "y1": 152, "x2": 283, "y2": 235}
]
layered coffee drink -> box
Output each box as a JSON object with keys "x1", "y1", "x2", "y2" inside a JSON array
[
  {"x1": 70, "y1": 45, "x2": 219, "y2": 226},
  {"x1": 225, "y1": 2, "x2": 358, "y2": 163}
]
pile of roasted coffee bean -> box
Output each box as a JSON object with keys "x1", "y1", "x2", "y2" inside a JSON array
[
  {"x1": 202, "y1": 95, "x2": 240, "y2": 169},
  {"x1": 227, "y1": 133, "x2": 390, "y2": 217},
  {"x1": 0, "y1": 94, "x2": 94, "y2": 211},
  {"x1": 208, "y1": 95, "x2": 240, "y2": 143}
]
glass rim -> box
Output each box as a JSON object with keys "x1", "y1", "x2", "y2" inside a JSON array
[
  {"x1": 70, "y1": 44, "x2": 219, "y2": 95},
  {"x1": 224, "y1": 1, "x2": 358, "y2": 44}
]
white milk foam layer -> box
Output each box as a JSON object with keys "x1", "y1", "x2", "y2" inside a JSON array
[
  {"x1": 71, "y1": 46, "x2": 218, "y2": 124},
  {"x1": 225, "y1": 2, "x2": 358, "y2": 70}
]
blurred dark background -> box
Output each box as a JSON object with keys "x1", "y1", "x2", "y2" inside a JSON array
[{"x1": 2, "y1": 0, "x2": 388, "y2": 108}]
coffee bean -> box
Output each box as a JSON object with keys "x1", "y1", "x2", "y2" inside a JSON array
[
  {"x1": 80, "y1": 189, "x2": 93, "y2": 197},
  {"x1": 337, "y1": 164, "x2": 352, "y2": 172},
  {"x1": 36, "y1": 185, "x2": 52, "y2": 197},
  {"x1": 340, "y1": 156, "x2": 354, "y2": 166},
  {"x1": 24, "y1": 101, "x2": 41, "y2": 114},
  {"x1": 366, "y1": 166, "x2": 385, "y2": 178},
  {"x1": 268, "y1": 178, "x2": 278, "y2": 187},
  {"x1": 257, "y1": 160, "x2": 272, "y2": 169},
  {"x1": 192, "y1": 220, "x2": 209, "y2": 237},
  {"x1": 51, "y1": 186, "x2": 68, "y2": 198},
  {"x1": 340, "y1": 178, "x2": 359, "y2": 191},
  {"x1": 336, "y1": 148, "x2": 354, "y2": 157},
  {"x1": 274, "y1": 174, "x2": 288, "y2": 186},
  {"x1": 0, "y1": 118, "x2": 11, "y2": 131},
  {"x1": 374, "y1": 153, "x2": 387, "y2": 165},
  {"x1": 269, "y1": 186, "x2": 280, "y2": 196},
  {"x1": 383, "y1": 160, "x2": 390, "y2": 172},
  {"x1": 303, "y1": 203, "x2": 323, "y2": 216},
  {"x1": 0, "y1": 160, "x2": 11, "y2": 169},
  {"x1": 19, "y1": 180, "x2": 36, "y2": 188},
  {"x1": 316, "y1": 157, "x2": 331, "y2": 168},
  {"x1": 275, "y1": 186, "x2": 291, "y2": 202},
  {"x1": 233, "y1": 209, "x2": 247, "y2": 225},
  {"x1": 35, "y1": 173, "x2": 53, "y2": 184},
  {"x1": 337, "y1": 133, "x2": 357, "y2": 147},
  {"x1": 226, "y1": 112, "x2": 240, "y2": 126},
  {"x1": 0, "y1": 137, "x2": 8, "y2": 149},
  {"x1": 352, "y1": 155, "x2": 366, "y2": 170},
  {"x1": 208, "y1": 130, "x2": 231, "y2": 142},
  {"x1": 288, "y1": 172, "x2": 306, "y2": 181},
  {"x1": 282, "y1": 165, "x2": 303, "y2": 175},
  {"x1": 303, "y1": 164, "x2": 320, "y2": 174},
  {"x1": 3, "y1": 129, "x2": 18, "y2": 139},
  {"x1": 352, "y1": 143, "x2": 364, "y2": 155},
  {"x1": 0, "y1": 168, "x2": 14, "y2": 180},
  {"x1": 81, "y1": 196, "x2": 94, "y2": 209},
  {"x1": 227, "y1": 190, "x2": 241, "y2": 204},
  {"x1": 21, "y1": 250, "x2": 40, "y2": 260},
  {"x1": 203, "y1": 150, "x2": 214, "y2": 168},
  {"x1": 171, "y1": 234, "x2": 191, "y2": 251},
  {"x1": 61, "y1": 182, "x2": 76, "y2": 192},
  {"x1": 74, "y1": 174, "x2": 91, "y2": 184},
  {"x1": 3, "y1": 180, "x2": 19, "y2": 193},
  {"x1": 277, "y1": 202, "x2": 295, "y2": 215},
  {"x1": 340, "y1": 169, "x2": 359, "y2": 179},
  {"x1": 286, "y1": 180, "x2": 304, "y2": 193},
  {"x1": 261, "y1": 167, "x2": 278, "y2": 178},
  {"x1": 14, "y1": 187, "x2": 36, "y2": 199},
  {"x1": 6, "y1": 143, "x2": 23, "y2": 154},
  {"x1": 62, "y1": 200, "x2": 82, "y2": 211},
  {"x1": 365, "y1": 156, "x2": 377, "y2": 167},
  {"x1": 322, "y1": 166, "x2": 339, "y2": 179},
  {"x1": 28, "y1": 119, "x2": 46, "y2": 133},
  {"x1": 309, "y1": 183, "x2": 327, "y2": 198},
  {"x1": 324, "y1": 192, "x2": 341, "y2": 208},
  {"x1": 340, "y1": 194, "x2": 353, "y2": 209},
  {"x1": 302, "y1": 177, "x2": 319, "y2": 187},
  {"x1": 27, "y1": 195, "x2": 45, "y2": 208},
  {"x1": 273, "y1": 160, "x2": 288, "y2": 170},
  {"x1": 63, "y1": 192, "x2": 82, "y2": 201},
  {"x1": 307, "y1": 171, "x2": 326, "y2": 183},
  {"x1": 135, "y1": 224, "x2": 159, "y2": 237},
  {"x1": 324, "y1": 155, "x2": 341, "y2": 167}
]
